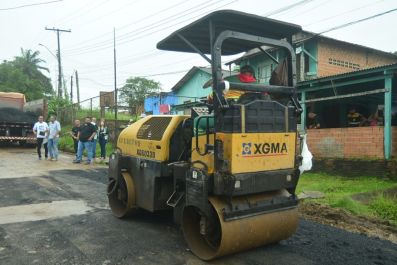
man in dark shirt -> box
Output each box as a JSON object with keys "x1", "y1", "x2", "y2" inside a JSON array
[
  {"x1": 73, "y1": 117, "x2": 97, "y2": 165},
  {"x1": 70, "y1": 119, "x2": 81, "y2": 155}
]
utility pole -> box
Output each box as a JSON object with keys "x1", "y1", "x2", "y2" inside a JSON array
[
  {"x1": 113, "y1": 28, "x2": 118, "y2": 131},
  {"x1": 45, "y1": 27, "x2": 71, "y2": 98},
  {"x1": 70, "y1": 74, "x2": 73, "y2": 103},
  {"x1": 75, "y1": 70, "x2": 80, "y2": 107}
]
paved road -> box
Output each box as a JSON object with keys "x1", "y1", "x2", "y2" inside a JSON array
[{"x1": 0, "y1": 147, "x2": 396, "y2": 265}]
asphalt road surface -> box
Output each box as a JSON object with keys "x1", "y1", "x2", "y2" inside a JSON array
[{"x1": 0, "y1": 147, "x2": 396, "y2": 265}]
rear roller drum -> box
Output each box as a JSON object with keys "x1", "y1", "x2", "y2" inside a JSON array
[
  {"x1": 107, "y1": 172, "x2": 136, "y2": 218},
  {"x1": 182, "y1": 191, "x2": 299, "y2": 260}
]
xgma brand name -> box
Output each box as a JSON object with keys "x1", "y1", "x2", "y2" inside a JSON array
[{"x1": 242, "y1": 142, "x2": 288, "y2": 157}]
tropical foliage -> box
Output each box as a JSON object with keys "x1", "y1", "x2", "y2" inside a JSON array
[
  {"x1": 0, "y1": 48, "x2": 53, "y2": 100},
  {"x1": 120, "y1": 77, "x2": 161, "y2": 114}
]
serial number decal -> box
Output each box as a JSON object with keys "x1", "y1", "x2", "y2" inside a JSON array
[{"x1": 137, "y1": 149, "x2": 155, "y2": 158}]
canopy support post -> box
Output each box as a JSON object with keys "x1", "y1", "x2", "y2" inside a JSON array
[
  {"x1": 384, "y1": 71, "x2": 392, "y2": 160},
  {"x1": 177, "y1": 33, "x2": 212, "y2": 64}
]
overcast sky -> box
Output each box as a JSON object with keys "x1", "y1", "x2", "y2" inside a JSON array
[{"x1": 0, "y1": 0, "x2": 396, "y2": 103}]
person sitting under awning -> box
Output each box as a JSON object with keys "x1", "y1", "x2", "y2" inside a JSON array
[
  {"x1": 205, "y1": 65, "x2": 268, "y2": 103},
  {"x1": 307, "y1": 112, "x2": 322, "y2": 129},
  {"x1": 347, "y1": 108, "x2": 366, "y2": 127}
]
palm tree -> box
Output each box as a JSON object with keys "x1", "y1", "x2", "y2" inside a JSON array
[
  {"x1": 12, "y1": 48, "x2": 53, "y2": 97},
  {"x1": 14, "y1": 48, "x2": 49, "y2": 77}
]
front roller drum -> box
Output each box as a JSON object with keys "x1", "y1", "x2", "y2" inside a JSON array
[
  {"x1": 107, "y1": 172, "x2": 136, "y2": 218},
  {"x1": 182, "y1": 191, "x2": 299, "y2": 260}
]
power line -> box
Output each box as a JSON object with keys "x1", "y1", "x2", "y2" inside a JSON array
[
  {"x1": 66, "y1": 0, "x2": 313, "y2": 53},
  {"x1": 63, "y1": 0, "x2": 187, "y2": 51},
  {"x1": 286, "y1": 0, "x2": 329, "y2": 19},
  {"x1": 303, "y1": 0, "x2": 384, "y2": 27},
  {"x1": 64, "y1": 0, "x2": 223, "y2": 54},
  {"x1": 79, "y1": 68, "x2": 191, "y2": 88},
  {"x1": 63, "y1": 0, "x2": 227, "y2": 54},
  {"x1": 318, "y1": 7, "x2": 397, "y2": 35},
  {"x1": 297, "y1": 7, "x2": 397, "y2": 43},
  {"x1": 263, "y1": 0, "x2": 315, "y2": 17},
  {"x1": 0, "y1": 0, "x2": 63, "y2": 11},
  {"x1": 78, "y1": 54, "x2": 199, "y2": 76},
  {"x1": 141, "y1": 69, "x2": 192, "y2": 77},
  {"x1": 65, "y1": 0, "x2": 236, "y2": 56},
  {"x1": 72, "y1": 0, "x2": 141, "y2": 31},
  {"x1": 55, "y1": 0, "x2": 110, "y2": 25}
]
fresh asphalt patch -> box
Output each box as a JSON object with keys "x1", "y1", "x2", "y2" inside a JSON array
[
  {"x1": 0, "y1": 169, "x2": 107, "y2": 208},
  {"x1": 0, "y1": 177, "x2": 73, "y2": 208},
  {"x1": 48, "y1": 168, "x2": 108, "y2": 185}
]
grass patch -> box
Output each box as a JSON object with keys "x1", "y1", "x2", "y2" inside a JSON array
[
  {"x1": 331, "y1": 197, "x2": 371, "y2": 216},
  {"x1": 369, "y1": 194, "x2": 397, "y2": 225},
  {"x1": 297, "y1": 172, "x2": 397, "y2": 224},
  {"x1": 75, "y1": 108, "x2": 133, "y2": 121}
]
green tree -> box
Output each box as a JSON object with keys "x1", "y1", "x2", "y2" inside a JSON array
[
  {"x1": 0, "y1": 48, "x2": 53, "y2": 100},
  {"x1": 14, "y1": 48, "x2": 49, "y2": 76},
  {"x1": 120, "y1": 77, "x2": 161, "y2": 114}
]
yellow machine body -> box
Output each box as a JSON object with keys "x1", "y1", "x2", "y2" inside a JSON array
[
  {"x1": 192, "y1": 132, "x2": 296, "y2": 174},
  {"x1": 117, "y1": 115, "x2": 188, "y2": 162},
  {"x1": 191, "y1": 134, "x2": 215, "y2": 173},
  {"x1": 218, "y1": 132, "x2": 296, "y2": 174}
]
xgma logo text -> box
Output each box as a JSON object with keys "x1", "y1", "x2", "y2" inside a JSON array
[{"x1": 242, "y1": 142, "x2": 288, "y2": 156}]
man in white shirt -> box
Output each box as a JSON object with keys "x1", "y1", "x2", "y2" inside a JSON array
[
  {"x1": 33, "y1": 115, "x2": 49, "y2": 160},
  {"x1": 48, "y1": 115, "x2": 61, "y2": 161}
]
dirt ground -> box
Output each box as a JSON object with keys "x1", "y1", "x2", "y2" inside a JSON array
[
  {"x1": 0, "y1": 146, "x2": 396, "y2": 265},
  {"x1": 299, "y1": 202, "x2": 397, "y2": 244}
]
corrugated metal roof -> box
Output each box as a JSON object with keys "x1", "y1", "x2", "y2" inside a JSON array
[
  {"x1": 298, "y1": 62, "x2": 397, "y2": 87},
  {"x1": 227, "y1": 30, "x2": 397, "y2": 65},
  {"x1": 171, "y1": 66, "x2": 235, "y2": 91},
  {"x1": 295, "y1": 31, "x2": 397, "y2": 58}
]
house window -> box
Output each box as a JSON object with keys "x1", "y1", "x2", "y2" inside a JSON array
[
  {"x1": 328, "y1": 58, "x2": 360, "y2": 70},
  {"x1": 258, "y1": 64, "x2": 273, "y2": 84},
  {"x1": 304, "y1": 53, "x2": 310, "y2": 73}
]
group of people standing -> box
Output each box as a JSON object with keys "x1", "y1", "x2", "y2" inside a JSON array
[
  {"x1": 71, "y1": 117, "x2": 109, "y2": 165},
  {"x1": 33, "y1": 115, "x2": 61, "y2": 160},
  {"x1": 33, "y1": 115, "x2": 109, "y2": 164}
]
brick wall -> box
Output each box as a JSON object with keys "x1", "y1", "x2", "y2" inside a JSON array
[
  {"x1": 311, "y1": 159, "x2": 397, "y2": 179},
  {"x1": 306, "y1": 127, "x2": 385, "y2": 159},
  {"x1": 392, "y1": 127, "x2": 397, "y2": 157},
  {"x1": 317, "y1": 39, "x2": 397, "y2": 77}
]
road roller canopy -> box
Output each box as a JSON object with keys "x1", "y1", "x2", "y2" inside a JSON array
[{"x1": 157, "y1": 10, "x2": 301, "y2": 55}]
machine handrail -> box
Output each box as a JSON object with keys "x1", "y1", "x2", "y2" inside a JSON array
[
  {"x1": 225, "y1": 82, "x2": 295, "y2": 95},
  {"x1": 195, "y1": 115, "x2": 214, "y2": 156}
]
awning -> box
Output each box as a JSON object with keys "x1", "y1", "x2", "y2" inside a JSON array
[{"x1": 157, "y1": 10, "x2": 301, "y2": 55}]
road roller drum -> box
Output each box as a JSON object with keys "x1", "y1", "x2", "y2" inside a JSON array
[{"x1": 182, "y1": 191, "x2": 299, "y2": 260}]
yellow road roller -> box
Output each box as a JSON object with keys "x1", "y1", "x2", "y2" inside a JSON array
[{"x1": 108, "y1": 10, "x2": 303, "y2": 260}]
